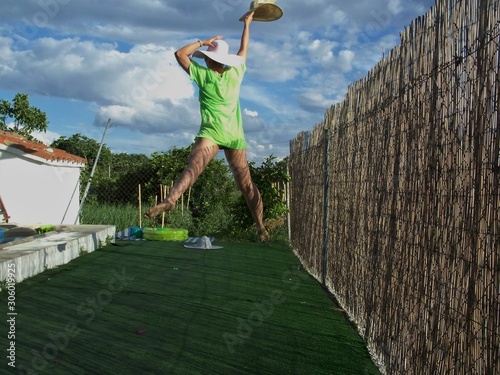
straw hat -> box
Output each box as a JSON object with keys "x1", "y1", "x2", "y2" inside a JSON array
[
  {"x1": 183, "y1": 236, "x2": 223, "y2": 250},
  {"x1": 192, "y1": 40, "x2": 243, "y2": 67},
  {"x1": 239, "y1": 0, "x2": 283, "y2": 22}
]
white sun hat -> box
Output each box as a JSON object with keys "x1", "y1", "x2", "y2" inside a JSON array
[
  {"x1": 192, "y1": 40, "x2": 244, "y2": 67},
  {"x1": 239, "y1": 0, "x2": 283, "y2": 22},
  {"x1": 183, "y1": 236, "x2": 223, "y2": 250}
]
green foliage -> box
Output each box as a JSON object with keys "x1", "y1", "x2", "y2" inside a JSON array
[
  {"x1": 231, "y1": 155, "x2": 290, "y2": 230},
  {"x1": 0, "y1": 95, "x2": 289, "y2": 241},
  {"x1": 79, "y1": 246, "x2": 89, "y2": 256},
  {"x1": 51, "y1": 134, "x2": 121, "y2": 204},
  {"x1": 144, "y1": 207, "x2": 194, "y2": 236},
  {"x1": 104, "y1": 153, "x2": 152, "y2": 205},
  {"x1": 144, "y1": 147, "x2": 190, "y2": 204},
  {"x1": 51, "y1": 133, "x2": 112, "y2": 167},
  {"x1": 0, "y1": 93, "x2": 48, "y2": 138},
  {"x1": 48, "y1": 128, "x2": 156, "y2": 210},
  {"x1": 80, "y1": 203, "x2": 143, "y2": 231},
  {"x1": 54, "y1": 132, "x2": 288, "y2": 240},
  {"x1": 145, "y1": 147, "x2": 236, "y2": 235},
  {"x1": 190, "y1": 201, "x2": 235, "y2": 237}
]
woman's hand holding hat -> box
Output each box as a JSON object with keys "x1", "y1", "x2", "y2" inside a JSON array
[
  {"x1": 239, "y1": 0, "x2": 283, "y2": 22},
  {"x1": 200, "y1": 35, "x2": 222, "y2": 48},
  {"x1": 242, "y1": 10, "x2": 254, "y2": 25}
]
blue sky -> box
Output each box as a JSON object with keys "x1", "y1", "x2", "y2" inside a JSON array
[{"x1": 0, "y1": 0, "x2": 435, "y2": 163}]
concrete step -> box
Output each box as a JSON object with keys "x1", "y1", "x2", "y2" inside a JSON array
[{"x1": 0, "y1": 224, "x2": 115, "y2": 286}]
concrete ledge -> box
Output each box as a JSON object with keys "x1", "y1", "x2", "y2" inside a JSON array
[{"x1": 0, "y1": 224, "x2": 115, "y2": 284}]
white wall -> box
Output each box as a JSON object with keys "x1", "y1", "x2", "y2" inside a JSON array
[{"x1": 0, "y1": 148, "x2": 83, "y2": 225}]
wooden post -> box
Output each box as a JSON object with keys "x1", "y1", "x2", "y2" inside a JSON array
[
  {"x1": 161, "y1": 184, "x2": 166, "y2": 228},
  {"x1": 138, "y1": 184, "x2": 142, "y2": 228}
]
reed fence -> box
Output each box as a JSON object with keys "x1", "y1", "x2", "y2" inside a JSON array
[{"x1": 288, "y1": 0, "x2": 499, "y2": 374}]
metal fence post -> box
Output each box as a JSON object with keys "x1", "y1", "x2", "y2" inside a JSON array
[{"x1": 286, "y1": 160, "x2": 292, "y2": 244}]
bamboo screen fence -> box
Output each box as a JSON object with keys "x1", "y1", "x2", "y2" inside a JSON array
[{"x1": 288, "y1": 0, "x2": 499, "y2": 374}]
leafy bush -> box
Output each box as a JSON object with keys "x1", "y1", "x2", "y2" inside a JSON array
[
  {"x1": 80, "y1": 203, "x2": 141, "y2": 231},
  {"x1": 146, "y1": 147, "x2": 237, "y2": 235},
  {"x1": 231, "y1": 155, "x2": 290, "y2": 230},
  {"x1": 56, "y1": 137, "x2": 289, "y2": 241},
  {"x1": 143, "y1": 206, "x2": 193, "y2": 233}
]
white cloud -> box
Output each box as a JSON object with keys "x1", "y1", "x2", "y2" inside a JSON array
[
  {"x1": 32, "y1": 129, "x2": 60, "y2": 146},
  {"x1": 388, "y1": 0, "x2": 403, "y2": 15},
  {"x1": 243, "y1": 108, "x2": 259, "y2": 117},
  {"x1": 0, "y1": 36, "x2": 199, "y2": 134},
  {"x1": 246, "y1": 40, "x2": 303, "y2": 83},
  {"x1": 0, "y1": 0, "x2": 436, "y2": 161},
  {"x1": 298, "y1": 91, "x2": 335, "y2": 112},
  {"x1": 302, "y1": 38, "x2": 337, "y2": 65},
  {"x1": 337, "y1": 50, "x2": 355, "y2": 72},
  {"x1": 97, "y1": 105, "x2": 136, "y2": 124}
]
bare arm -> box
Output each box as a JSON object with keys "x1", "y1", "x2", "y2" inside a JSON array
[
  {"x1": 237, "y1": 11, "x2": 254, "y2": 61},
  {"x1": 175, "y1": 35, "x2": 222, "y2": 74}
]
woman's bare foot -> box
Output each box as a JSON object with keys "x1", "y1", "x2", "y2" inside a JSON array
[
  {"x1": 144, "y1": 201, "x2": 176, "y2": 219},
  {"x1": 258, "y1": 227, "x2": 270, "y2": 242}
]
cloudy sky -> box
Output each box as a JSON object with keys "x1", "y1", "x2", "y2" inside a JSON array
[{"x1": 0, "y1": 0, "x2": 435, "y2": 162}]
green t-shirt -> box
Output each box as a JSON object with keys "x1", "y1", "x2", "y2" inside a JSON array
[{"x1": 189, "y1": 60, "x2": 246, "y2": 149}]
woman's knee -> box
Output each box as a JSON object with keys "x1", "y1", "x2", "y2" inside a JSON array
[{"x1": 188, "y1": 138, "x2": 219, "y2": 168}]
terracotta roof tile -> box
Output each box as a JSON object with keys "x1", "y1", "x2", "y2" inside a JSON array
[{"x1": 0, "y1": 130, "x2": 87, "y2": 164}]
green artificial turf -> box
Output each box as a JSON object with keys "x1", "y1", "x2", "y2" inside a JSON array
[{"x1": 0, "y1": 240, "x2": 381, "y2": 375}]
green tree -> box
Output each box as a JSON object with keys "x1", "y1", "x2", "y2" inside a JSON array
[
  {"x1": 232, "y1": 155, "x2": 290, "y2": 231},
  {"x1": 51, "y1": 133, "x2": 112, "y2": 167},
  {"x1": 110, "y1": 153, "x2": 152, "y2": 204},
  {"x1": 146, "y1": 147, "x2": 236, "y2": 236},
  {"x1": 0, "y1": 93, "x2": 48, "y2": 138},
  {"x1": 51, "y1": 134, "x2": 112, "y2": 204}
]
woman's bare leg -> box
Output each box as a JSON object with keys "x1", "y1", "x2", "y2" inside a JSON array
[
  {"x1": 144, "y1": 138, "x2": 219, "y2": 218},
  {"x1": 224, "y1": 148, "x2": 269, "y2": 241}
]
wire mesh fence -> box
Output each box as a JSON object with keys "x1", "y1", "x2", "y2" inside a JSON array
[
  {"x1": 75, "y1": 142, "x2": 290, "y2": 241},
  {"x1": 288, "y1": 0, "x2": 499, "y2": 374}
]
